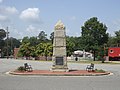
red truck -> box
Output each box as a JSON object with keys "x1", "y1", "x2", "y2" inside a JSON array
[{"x1": 108, "y1": 47, "x2": 120, "y2": 61}]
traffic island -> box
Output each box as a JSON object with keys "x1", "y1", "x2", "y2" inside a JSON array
[{"x1": 9, "y1": 70, "x2": 110, "y2": 76}]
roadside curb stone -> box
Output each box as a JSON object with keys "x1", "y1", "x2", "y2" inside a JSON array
[{"x1": 8, "y1": 70, "x2": 110, "y2": 76}]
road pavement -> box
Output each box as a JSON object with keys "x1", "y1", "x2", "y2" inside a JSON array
[{"x1": 0, "y1": 58, "x2": 120, "y2": 90}]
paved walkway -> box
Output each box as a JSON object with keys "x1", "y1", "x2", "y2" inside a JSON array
[
  {"x1": 1, "y1": 59, "x2": 120, "y2": 90},
  {"x1": 10, "y1": 70, "x2": 110, "y2": 76}
]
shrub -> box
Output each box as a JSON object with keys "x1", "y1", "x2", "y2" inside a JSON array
[
  {"x1": 97, "y1": 56, "x2": 101, "y2": 61},
  {"x1": 95, "y1": 69, "x2": 106, "y2": 73},
  {"x1": 101, "y1": 58, "x2": 105, "y2": 63},
  {"x1": 17, "y1": 66, "x2": 25, "y2": 72}
]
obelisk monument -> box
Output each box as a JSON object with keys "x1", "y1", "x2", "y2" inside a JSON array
[{"x1": 51, "y1": 20, "x2": 68, "y2": 72}]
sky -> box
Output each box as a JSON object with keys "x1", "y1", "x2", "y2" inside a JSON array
[{"x1": 0, "y1": 0, "x2": 120, "y2": 39}]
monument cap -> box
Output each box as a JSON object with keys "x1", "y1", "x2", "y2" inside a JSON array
[{"x1": 55, "y1": 20, "x2": 65, "y2": 30}]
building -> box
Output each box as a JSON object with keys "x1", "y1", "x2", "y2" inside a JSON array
[{"x1": 14, "y1": 48, "x2": 20, "y2": 59}]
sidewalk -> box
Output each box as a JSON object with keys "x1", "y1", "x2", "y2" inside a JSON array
[{"x1": 9, "y1": 70, "x2": 110, "y2": 76}]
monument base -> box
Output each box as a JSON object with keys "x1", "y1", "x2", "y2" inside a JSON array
[{"x1": 51, "y1": 65, "x2": 69, "y2": 72}]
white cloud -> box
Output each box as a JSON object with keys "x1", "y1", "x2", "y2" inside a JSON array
[
  {"x1": 0, "y1": 15, "x2": 10, "y2": 22},
  {"x1": 20, "y1": 8, "x2": 40, "y2": 23},
  {"x1": 0, "y1": 24, "x2": 2, "y2": 27},
  {"x1": 105, "y1": 19, "x2": 120, "y2": 36},
  {"x1": 6, "y1": 6, "x2": 18, "y2": 14},
  {"x1": 66, "y1": 28, "x2": 70, "y2": 35},
  {"x1": 0, "y1": 6, "x2": 18, "y2": 15},
  {"x1": 75, "y1": 32, "x2": 79, "y2": 37},
  {"x1": 26, "y1": 25, "x2": 36, "y2": 32},
  {"x1": 9, "y1": 28, "x2": 24, "y2": 39},
  {"x1": 111, "y1": 19, "x2": 120, "y2": 31},
  {"x1": 26, "y1": 25, "x2": 40, "y2": 37},
  {"x1": 113, "y1": 19, "x2": 120, "y2": 26}
]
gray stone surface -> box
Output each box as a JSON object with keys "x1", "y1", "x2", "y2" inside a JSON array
[
  {"x1": 54, "y1": 30, "x2": 65, "y2": 37},
  {"x1": 53, "y1": 47, "x2": 66, "y2": 56},
  {"x1": 52, "y1": 20, "x2": 68, "y2": 71},
  {"x1": 0, "y1": 59, "x2": 120, "y2": 90},
  {"x1": 54, "y1": 38, "x2": 66, "y2": 47}
]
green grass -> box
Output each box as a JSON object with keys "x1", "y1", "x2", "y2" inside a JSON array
[
  {"x1": 16, "y1": 58, "x2": 120, "y2": 64},
  {"x1": 95, "y1": 69, "x2": 106, "y2": 73},
  {"x1": 68, "y1": 60, "x2": 120, "y2": 64},
  {"x1": 17, "y1": 66, "x2": 25, "y2": 72}
]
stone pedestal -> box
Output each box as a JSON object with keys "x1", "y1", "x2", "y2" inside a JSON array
[{"x1": 51, "y1": 20, "x2": 68, "y2": 72}]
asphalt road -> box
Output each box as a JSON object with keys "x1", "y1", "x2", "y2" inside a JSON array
[{"x1": 0, "y1": 58, "x2": 120, "y2": 90}]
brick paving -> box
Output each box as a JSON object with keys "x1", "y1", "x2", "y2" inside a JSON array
[{"x1": 10, "y1": 70, "x2": 110, "y2": 76}]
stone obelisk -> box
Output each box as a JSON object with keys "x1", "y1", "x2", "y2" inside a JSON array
[{"x1": 51, "y1": 20, "x2": 68, "y2": 72}]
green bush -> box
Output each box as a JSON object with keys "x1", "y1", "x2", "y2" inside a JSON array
[
  {"x1": 97, "y1": 56, "x2": 101, "y2": 61},
  {"x1": 101, "y1": 58, "x2": 105, "y2": 63},
  {"x1": 95, "y1": 69, "x2": 105, "y2": 73},
  {"x1": 17, "y1": 66, "x2": 25, "y2": 72}
]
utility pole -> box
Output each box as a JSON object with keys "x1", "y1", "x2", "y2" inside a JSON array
[
  {"x1": 0, "y1": 49, "x2": 1, "y2": 58},
  {"x1": 6, "y1": 27, "x2": 9, "y2": 59},
  {"x1": 10, "y1": 37, "x2": 13, "y2": 58}
]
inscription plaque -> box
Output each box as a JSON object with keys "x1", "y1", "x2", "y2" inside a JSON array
[{"x1": 56, "y1": 57, "x2": 63, "y2": 65}]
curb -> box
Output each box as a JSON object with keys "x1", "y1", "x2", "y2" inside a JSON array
[{"x1": 8, "y1": 70, "x2": 111, "y2": 76}]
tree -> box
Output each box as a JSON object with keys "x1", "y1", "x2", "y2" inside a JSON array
[
  {"x1": 18, "y1": 43, "x2": 32, "y2": 59},
  {"x1": 22, "y1": 36, "x2": 29, "y2": 44},
  {"x1": 66, "y1": 36, "x2": 84, "y2": 56},
  {"x1": 0, "y1": 29, "x2": 6, "y2": 56},
  {"x1": 38, "y1": 31, "x2": 48, "y2": 42},
  {"x1": 66, "y1": 36, "x2": 75, "y2": 56},
  {"x1": 35, "y1": 43, "x2": 44, "y2": 57},
  {"x1": 0, "y1": 29, "x2": 6, "y2": 40},
  {"x1": 81, "y1": 17, "x2": 108, "y2": 61},
  {"x1": 19, "y1": 35, "x2": 52, "y2": 60},
  {"x1": 107, "y1": 30, "x2": 120, "y2": 47},
  {"x1": 115, "y1": 30, "x2": 120, "y2": 46},
  {"x1": 50, "y1": 32, "x2": 54, "y2": 43},
  {"x1": 11, "y1": 37, "x2": 21, "y2": 48},
  {"x1": 3, "y1": 37, "x2": 21, "y2": 56},
  {"x1": 29, "y1": 36, "x2": 39, "y2": 46},
  {"x1": 36, "y1": 43, "x2": 53, "y2": 60},
  {"x1": 29, "y1": 46, "x2": 36, "y2": 58},
  {"x1": 107, "y1": 35, "x2": 116, "y2": 47},
  {"x1": 41, "y1": 43, "x2": 53, "y2": 60}
]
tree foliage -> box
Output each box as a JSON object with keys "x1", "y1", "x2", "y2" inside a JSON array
[
  {"x1": 107, "y1": 30, "x2": 120, "y2": 47},
  {"x1": 115, "y1": 30, "x2": 120, "y2": 46},
  {"x1": 40, "y1": 43, "x2": 53, "y2": 60},
  {"x1": 18, "y1": 43, "x2": 31, "y2": 57},
  {"x1": 50, "y1": 32, "x2": 54, "y2": 43},
  {"x1": 2, "y1": 17, "x2": 120, "y2": 60},
  {"x1": 0, "y1": 29, "x2": 6, "y2": 50},
  {"x1": 3, "y1": 37, "x2": 21, "y2": 56},
  {"x1": 81, "y1": 17, "x2": 109, "y2": 60},
  {"x1": 38, "y1": 31, "x2": 48, "y2": 42},
  {"x1": 66, "y1": 36, "x2": 75, "y2": 56},
  {"x1": 19, "y1": 35, "x2": 53, "y2": 60},
  {"x1": 0, "y1": 29, "x2": 6, "y2": 40},
  {"x1": 0, "y1": 29, "x2": 21, "y2": 57},
  {"x1": 22, "y1": 36, "x2": 29, "y2": 44}
]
